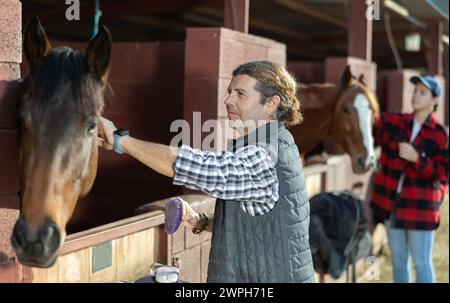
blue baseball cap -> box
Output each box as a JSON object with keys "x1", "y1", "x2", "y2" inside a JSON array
[{"x1": 410, "y1": 75, "x2": 442, "y2": 97}]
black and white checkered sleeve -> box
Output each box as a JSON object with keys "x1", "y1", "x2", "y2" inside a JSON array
[{"x1": 172, "y1": 144, "x2": 279, "y2": 205}]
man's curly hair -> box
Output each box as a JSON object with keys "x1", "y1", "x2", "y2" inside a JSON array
[{"x1": 232, "y1": 60, "x2": 302, "y2": 128}]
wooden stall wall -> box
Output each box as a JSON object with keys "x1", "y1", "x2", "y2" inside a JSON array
[{"x1": 30, "y1": 210, "x2": 164, "y2": 283}]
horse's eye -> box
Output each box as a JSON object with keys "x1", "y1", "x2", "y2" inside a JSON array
[
  {"x1": 343, "y1": 107, "x2": 350, "y2": 114},
  {"x1": 87, "y1": 122, "x2": 97, "y2": 134}
]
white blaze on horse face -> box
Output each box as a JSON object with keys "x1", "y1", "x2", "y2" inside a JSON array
[{"x1": 353, "y1": 93, "x2": 375, "y2": 167}]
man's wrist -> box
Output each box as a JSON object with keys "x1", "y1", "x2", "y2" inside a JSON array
[
  {"x1": 113, "y1": 129, "x2": 130, "y2": 154},
  {"x1": 192, "y1": 213, "x2": 209, "y2": 234},
  {"x1": 118, "y1": 135, "x2": 131, "y2": 154}
]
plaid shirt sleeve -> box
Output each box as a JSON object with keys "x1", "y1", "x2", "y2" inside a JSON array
[
  {"x1": 412, "y1": 130, "x2": 449, "y2": 182},
  {"x1": 172, "y1": 144, "x2": 279, "y2": 207}
]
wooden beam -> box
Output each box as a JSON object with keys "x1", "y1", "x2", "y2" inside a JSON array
[
  {"x1": 273, "y1": 0, "x2": 346, "y2": 28},
  {"x1": 118, "y1": 15, "x2": 187, "y2": 34},
  {"x1": 348, "y1": 0, "x2": 372, "y2": 61},
  {"x1": 223, "y1": 0, "x2": 249, "y2": 33},
  {"x1": 427, "y1": 19, "x2": 444, "y2": 75},
  {"x1": 22, "y1": 0, "x2": 216, "y2": 25},
  {"x1": 191, "y1": 6, "x2": 307, "y2": 40}
]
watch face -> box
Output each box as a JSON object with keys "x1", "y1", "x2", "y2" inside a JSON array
[{"x1": 115, "y1": 129, "x2": 129, "y2": 136}]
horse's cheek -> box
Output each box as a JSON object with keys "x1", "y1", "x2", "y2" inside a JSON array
[
  {"x1": 80, "y1": 140, "x2": 98, "y2": 197},
  {"x1": 344, "y1": 121, "x2": 352, "y2": 133}
]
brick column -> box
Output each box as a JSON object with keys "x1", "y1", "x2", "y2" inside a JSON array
[
  {"x1": 0, "y1": 0, "x2": 22, "y2": 282},
  {"x1": 325, "y1": 56, "x2": 377, "y2": 92},
  {"x1": 445, "y1": 45, "x2": 449, "y2": 126},
  {"x1": 376, "y1": 69, "x2": 420, "y2": 113}
]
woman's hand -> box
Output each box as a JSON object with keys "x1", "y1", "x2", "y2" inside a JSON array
[
  {"x1": 398, "y1": 142, "x2": 419, "y2": 163},
  {"x1": 97, "y1": 116, "x2": 117, "y2": 150}
]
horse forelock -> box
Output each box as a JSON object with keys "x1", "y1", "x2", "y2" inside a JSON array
[
  {"x1": 333, "y1": 80, "x2": 379, "y2": 121},
  {"x1": 30, "y1": 47, "x2": 104, "y2": 119}
]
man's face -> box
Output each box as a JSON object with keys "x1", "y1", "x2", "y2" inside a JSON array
[
  {"x1": 224, "y1": 75, "x2": 267, "y2": 130},
  {"x1": 412, "y1": 82, "x2": 438, "y2": 112}
]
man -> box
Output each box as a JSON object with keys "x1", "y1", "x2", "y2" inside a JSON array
[{"x1": 98, "y1": 61, "x2": 315, "y2": 283}]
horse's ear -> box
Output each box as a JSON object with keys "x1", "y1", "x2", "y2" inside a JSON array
[
  {"x1": 23, "y1": 17, "x2": 52, "y2": 74},
  {"x1": 85, "y1": 26, "x2": 112, "y2": 83},
  {"x1": 358, "y1": 74, "x2": 367, "y2": 86},
  {"x1": 339, "y1": 65, "x2": 352, "y2": 88}
]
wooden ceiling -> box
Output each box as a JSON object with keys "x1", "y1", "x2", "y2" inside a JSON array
[{"x1": 21, "y1": 0, "x2": 449, "y2": 70}]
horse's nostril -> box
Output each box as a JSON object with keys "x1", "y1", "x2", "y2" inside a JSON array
[
  {"x1": 12, "y1": 218, "x2": 29, "y2": 248},
  {"x1": 31, "y1": 241, "x2": 44, "y2": 257},
  {"x1": 39, "y1": 221, "x2": 61, "y2": 252},
  {"x1": 12, "y1": 218, "x2": 61, "y2": 261}
]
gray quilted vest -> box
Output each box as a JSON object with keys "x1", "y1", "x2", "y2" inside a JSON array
[{"x1": 207, "y1": 122, "x2": 315, "y2": 283}]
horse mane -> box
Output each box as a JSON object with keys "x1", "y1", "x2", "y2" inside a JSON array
[
  {"x1": 30, "y1": 47, "x2": 105, "y2": 116},
  {"x1": 298, "y1": 83, "x2": 340, "y2": 110}
]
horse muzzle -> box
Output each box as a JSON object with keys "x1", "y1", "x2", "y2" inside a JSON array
[{"x1": 11, "y1": 217, "x2": 62, "y2": 268}]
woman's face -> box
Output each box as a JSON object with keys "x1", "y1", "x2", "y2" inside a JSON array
[{"x1": 412, "y1": 82, "x2": 437, "y2": 112}]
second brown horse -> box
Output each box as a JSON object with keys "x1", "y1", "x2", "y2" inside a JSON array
[{"x1": 291, "y1": 66, "x2": 380, "y2": 174}]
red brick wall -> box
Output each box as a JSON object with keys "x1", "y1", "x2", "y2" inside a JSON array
[
  {"x1": 376, "y1": 69, "x2": 419, "y2": 113},
  {"x1": 287, "y1": 61, "x2": 325, "y2": 84},
  {"x1": 376, "y1": 69, "x2": 446, "y2": 124},
  {"x1": 0, "y1": 0, "x2": 22, "y2": 282},
  {"x1": 325, "y1": 57, "x2": 377, "y2": 92},
  {"x1": 21, "y1": 41, "x2": 186, "y2": 233},
  {"x1": 170, "y1": 222, "x2": 213, "y2": 282}
]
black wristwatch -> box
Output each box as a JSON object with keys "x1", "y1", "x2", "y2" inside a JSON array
[{"x1": 113, "y1": 129, "x2": 129, "y2": 154}]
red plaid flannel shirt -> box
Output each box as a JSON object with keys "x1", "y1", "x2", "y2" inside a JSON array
[{"x1": 370, "y1": 112, "x2": 449, "y2": 230}]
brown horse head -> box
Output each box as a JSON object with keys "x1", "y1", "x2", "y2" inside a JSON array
[
  {"x1": 11, "y1": 18, "x2": 112, "y2": 268},
  {"x1": 331, "y1": 66, "x2": 379, "y2": 173},
  {"x1": 292, "y1": 66, "x2": 380, "y2": 174}
]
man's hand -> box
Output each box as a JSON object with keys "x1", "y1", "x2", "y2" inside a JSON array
[
  {"x1": 98, "y1": 116, "x2": 117, "y2": 150},
  {"x1": 179, "y1": 198, "x2": 201, "y2": 229},
  {"x1": 398, "y1": 142, "x2": 419, "y2": 163}
]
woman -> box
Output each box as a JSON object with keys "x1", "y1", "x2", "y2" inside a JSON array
[{"x1": 371, "y1": 75, "x2": 448, "y2": 283}]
